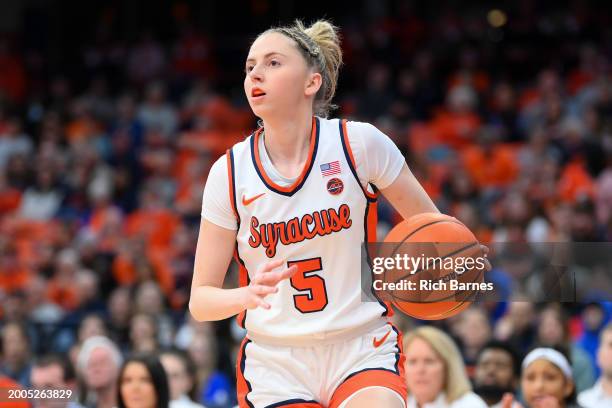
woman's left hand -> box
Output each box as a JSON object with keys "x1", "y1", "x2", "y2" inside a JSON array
[{"x1": 480, "y1": 244, "x2": 492, "y2": 272}]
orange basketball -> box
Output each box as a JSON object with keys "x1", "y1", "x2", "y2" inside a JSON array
[{"x1": 380, "y1": 212, "x2": 486, "y2": 320}]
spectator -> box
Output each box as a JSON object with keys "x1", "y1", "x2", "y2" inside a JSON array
[
  {"x1": 0, "y1": 117, "x2": 32, "y2": 170},
  {"x1": 16, "y1": 166, "x2": 63, "y2": 221},
  {"x1": 474, "y1": 341, "x2": 522, "y2": 408},
  {"x1": 106, "y1": 287, "x2": 133, "y2": 352},
  {"x1": 55, "y1": 313, "x2": 109, "y2": 360},
  {"x1": 76, "y1": 336, "x2": 122, "y2": 408},
  {"x1": 454, "y1": 306, "x2": 492, "y2": 378},
  {"x1": 134, "y1": 281, "x2": 174, "y2": 348},
  {"x1": 117, "y1": 353, "x2": 169, "y2": 408},
  {"x1": 403, "y1": 326, "x2": 487, "y2": 407},
  {"x1": 578, "y1": 323, "x2": 612, "y2": 407},
  {"x1": 577, "y1": 302, "x2": 610, "y2": 376},
  {"x1": 0, "y1": 321, "x2": 32, "y2": 387},
  {"x1": 30, "y1": 354, "x2": 84, "y2": 408},
  {"x1": 127, "y1": 33, "x2": 166, "y2": 86},
  {"x1": 536, "y1": 305, "x2": 595, "y2": 392},
  {"x1": 129, "y1": 313, "x2": 160, "y2": 353},
  {"x1": 46, "y1": 249, "x2": 81, "y2": 312},
  {"x1": 521, "y1": 347, "x2": 581, "y2": 408},
  {"x1": 160, "y1": 349, "x2": 205, "y2": 408},
  {"x1": 495, "y1": 302, "x2": 537, "y2": 356},
  {"x1": 137, "y1": 82, "x2": 177, "y2": 137},
  {"x1": 187, "y1": 332, "x2": 233, "y2": 408}
]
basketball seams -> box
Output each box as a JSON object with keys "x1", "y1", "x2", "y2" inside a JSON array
[
  {"x1": 383, "y1": 214, "x2": 485, "y2": 320},
  {"x1": 392, "y1": 241, "x2": 479, "y2": 282}
]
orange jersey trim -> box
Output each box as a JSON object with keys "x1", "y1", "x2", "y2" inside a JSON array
[
  {"x1": 340, "y1": 119, "x2": 378, "y2": 201},
  {"x1": 252, "y1": 117, "x2": 318, "y2": 195},
  {"x1": 226, "y1": 149, "x2": 239, "y2": 220},
  {"x1": 236, "y1": 338, "x2": 254, "y2": 408}
]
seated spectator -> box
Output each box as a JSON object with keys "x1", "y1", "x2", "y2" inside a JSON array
[
  {"x1": 106, "y1": 287, "x2": 133, "y2": 353},
  {"x1": 536, "y1": 304, "x2": 595, "y2": 392},
  {"x1": 30, "y1": 353, "x2": 84, "y2": 408},
  {"x1": 404, "y1": 326, "x2": 487, "y2": 407},
  {"x1": 0, "y1": 321, "x2": 32, "y2": 387},
  {"x1": 117, "y1": 353, "x2": 169, "y2": 408},
  {"x1": 76, "y1": 336, "x2": 122, "y2": 408},
  {"x1": 578, "y1": 322, "x2": 612, "y2": 407},
  {"x1": 61, "y1": 314, "x2": 109, "y2": 365},
  {"x1": 17, "y1": 168, "x2": 63, "y2": 221},
  {"x1": 129, "y1": 313, "x2": 160, "y2": 353},
  {"x1": 474, "y1": 340, "x2": 522, "y2": 407},
  {"x1": 577, "y1": 302, "x2": 609, "y2": 376},
  {"x1": 187, "y1": 332, "x2": 234, "y2": 408},
  {"x1": 160, "y1": 348, "x2": 205, "y2": 408},
  {"x1": 454, "y1": 306, "x2": 492, "y2": 378},
  {"x1": 521, "y1": 347, "x2": 581, "y2": 408}
]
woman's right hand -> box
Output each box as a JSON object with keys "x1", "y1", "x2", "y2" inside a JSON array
[{"x1": 243, "y1": 259, "x2": 297, "y2": 310}]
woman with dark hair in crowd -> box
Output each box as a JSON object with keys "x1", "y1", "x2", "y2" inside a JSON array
[
  {"x1": 117, "y1": 353, "x2": 170, "y2": 408},
  {"x1": 521, "y1": 347, "x2": 583, "y2": 408},
  {"x1": 160, "y1": 348, "x2": 205, "y2": 408},
  {"x1": 536, "y1": 304, "x2": 595, "y2": 393}
]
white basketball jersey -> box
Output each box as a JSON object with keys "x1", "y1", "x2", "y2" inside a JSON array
[{"x1": 227, "y1": 117, "x2": 391, "y2": 345}]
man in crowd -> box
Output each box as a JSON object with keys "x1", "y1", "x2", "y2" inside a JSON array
[
  {"x1": 474, "y1": 340, "x2": 522, "y2": 407},
  {"x1": 30, "y1": 354, "x2": 84, "y2": 408}
]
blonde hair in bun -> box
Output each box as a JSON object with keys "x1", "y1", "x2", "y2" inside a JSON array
[{"x1": 262, "y1": 19, "x2": 343, "y2": 117}]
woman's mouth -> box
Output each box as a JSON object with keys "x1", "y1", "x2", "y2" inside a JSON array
[
  {"x1": 251, "y1": 88, "x2": 266, "y2": 98},
  {"x1": 531, "y1": 395, "x2": 553, "y2": 406}
]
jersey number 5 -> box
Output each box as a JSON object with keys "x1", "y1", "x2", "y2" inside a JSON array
[{"x1": 288, "y1": 257, "x2": 328, "y2": 313}]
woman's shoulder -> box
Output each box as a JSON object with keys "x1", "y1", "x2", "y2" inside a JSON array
[{"x1": 451, "y1": 391, "x2": 488, "y2": 408}]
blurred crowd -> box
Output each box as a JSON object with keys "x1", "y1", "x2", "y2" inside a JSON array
[{"x1": 1, "y1": 0, "x2": 611, "y2": 407}]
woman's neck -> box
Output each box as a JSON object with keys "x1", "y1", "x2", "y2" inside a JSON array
[
  {"x1": 603, "y1": 372, "x2": 612, "y2": 396},
  {"x1": 261, "y1": 114, "x2": 313, "y2": 173}
]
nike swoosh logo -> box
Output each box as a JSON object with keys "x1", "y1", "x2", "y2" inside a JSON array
[
  {"x1": 373, "y1": 329, "x2": 392, "y2": 348},
  {"x1": 242, "y1": 193, "x2": 265, "y2": 206}
]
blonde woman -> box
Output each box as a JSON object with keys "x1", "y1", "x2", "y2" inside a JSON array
[
  {"x1": 186, "y1": 16, "x2": 484, "y2": 407},
  {"x1": 404, "y1": 326, "x2": 487, "y2": 407}
]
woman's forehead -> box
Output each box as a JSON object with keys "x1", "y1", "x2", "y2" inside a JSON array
[
  {"x1": 247, "y1": 32, "x2": 297, "y2": 60},
  {"x1": 525, "y1": 359, "x2": 562, "y2": 374}
]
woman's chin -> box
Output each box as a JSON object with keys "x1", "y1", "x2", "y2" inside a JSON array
[{"x1": 250, "y1": 104, "x2": 273, "y2": 119}]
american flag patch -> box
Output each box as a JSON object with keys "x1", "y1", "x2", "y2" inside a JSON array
[{"x1": 320, "y1": 160, "x2": 341, "y2": 177}]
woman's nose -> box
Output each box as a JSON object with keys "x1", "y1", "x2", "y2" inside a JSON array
[{"x1": 249, "y1": 65, "x2": 263, "y2": 82}]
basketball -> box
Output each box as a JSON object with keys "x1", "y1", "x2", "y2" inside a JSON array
[{"x1": 380, "y1": 212, "x2": 486, "y2": 320}]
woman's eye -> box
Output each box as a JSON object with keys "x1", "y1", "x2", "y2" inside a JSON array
[{"x1": 270, "y1": 60, "x2": 280, "y2": 66}]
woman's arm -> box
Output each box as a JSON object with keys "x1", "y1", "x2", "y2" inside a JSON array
[
  {"x1": 379, "y1": 163, "x2": 439, "y2": 219},
  {"x1": 189, "y1": 218, "x2": 297, "y2": 322}
]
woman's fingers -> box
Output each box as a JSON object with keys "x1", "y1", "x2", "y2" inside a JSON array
[
  {"x1": 257, "y1": 298, "x2": 271, "y2": 309},
  {"x1": 501, "y1": 393, "x2": 514, "y2": 408},
  {"x1": 247, "y1": 262, "x2": 298, "y2": 310},
  {"x1": 255, "y1": 264, "x2": 298, "y2": 286},
  {"x1": 480, "y1": 244, "x2": 492, "y2": 271},
  {"x1": 251, "y1": 284, "x2": 278, "y2": 296},
  {"x1": 258, "y1": 259, "x2": 285, "y2": 274}
]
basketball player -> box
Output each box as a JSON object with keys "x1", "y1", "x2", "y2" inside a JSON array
[{"x1": 190, "y1": 20, "x2": 488, "y2": 408}]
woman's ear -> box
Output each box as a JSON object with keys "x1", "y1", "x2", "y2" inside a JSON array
[
  {"x1": 305, "y1": 72, "x2": 322, "y2": 97},
  {"x1": 563, "y1": 378, "x2": 574, "y2": 398}
]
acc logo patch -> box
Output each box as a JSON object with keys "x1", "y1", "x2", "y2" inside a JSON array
[{"x1": 326, "y1": 178, "x2": 344, "y2": 195}]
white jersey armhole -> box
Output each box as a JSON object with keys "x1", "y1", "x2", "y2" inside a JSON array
[
  {"x1": 345, "y1": 121, "x2": 405, "y2": 192},
  {"x1": 201, "y1": 153, "x2": 238, "y2": 230}
]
